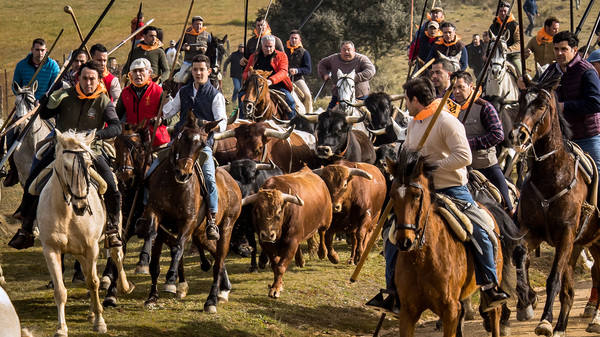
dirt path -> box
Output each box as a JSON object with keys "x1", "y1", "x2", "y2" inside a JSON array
[{"x1": 376, "y1": 280, "x2": 597, "y2": 336}]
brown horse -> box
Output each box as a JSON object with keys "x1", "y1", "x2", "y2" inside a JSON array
[
  {"x1": 386, "y1": 148, "x2": 502, "y2": 337},
  {"x1": 242, "y1": 67, "x2": 287, "y2": 121},
  {"x1": 141, "y1": 112, "x2": 242, "y2": 313},
  {"x1": 510, "y1": 74, "x2": 600, "y2": 336}
]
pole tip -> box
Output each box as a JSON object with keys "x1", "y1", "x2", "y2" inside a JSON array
[{"x1": 64, "y1": 5, "x2": 73, "y2": 13}]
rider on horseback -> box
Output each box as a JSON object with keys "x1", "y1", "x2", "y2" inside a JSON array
[
  {"x1": 174, "y1": 16, "x2": 212, "y2": 84},
  {"x1": 489, "y1": 1, "x2": 522, "y2": 76},
  {"x1": 163, "y1": 54, "x2": 227, "y2": 240},
  {"x1": 9, "y1": 61, "x2": 123, "y2": 249}
]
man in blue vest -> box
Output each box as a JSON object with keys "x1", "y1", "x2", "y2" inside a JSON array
[{"x1": 163, "y1": 54, "x2": 227, "y2": 240}]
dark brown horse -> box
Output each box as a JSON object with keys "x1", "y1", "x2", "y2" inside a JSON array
[
  {"x1": 242, "y1": 67, "x2": 286, "y2": 121},
  {"x1": 386, "y1": 149, "x2": 502, "y2": 337},
  {"x1": 510, "y1": 74, "x2": 600, "y2": 335},
  {"x1": 141, "y1": 113, "x2": 242, "y2": 313}
]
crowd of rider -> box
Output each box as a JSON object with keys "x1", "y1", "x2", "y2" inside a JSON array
[{"x1": 5, "y1": 0, "x2": 600, "y2": 323}]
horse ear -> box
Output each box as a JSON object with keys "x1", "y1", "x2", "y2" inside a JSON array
[
  {"x1": 204, "y1": 119, "x2": 221, "y2": 133},
  {"x1": 337, "y1": 69, "x2": 343, "y2": 79},
  {"x1": 349, "y1": 69, "x2": 356, "y2": 79},
  {"x1": 13, "y1": 81, "x2": 21, "y2": 93},
  {"x1": 489, "y1": 30, "x2": 497, "y2": 41},
  {"x1": 84, "y1": 130, "x2": 96, "y2": 145},
  {"x1": 55, "y1": 129, "x2": 63, "y2": 142},
  {"x1": 265, "y1": 71, "x2": 273, "y2": 77},
  {"x1": 32, "y1": 80, "x2": 38, "y2": 94},
  {"x1": 185, "y1": 110, "x2": 198, "y2": 128},
  {"x1": 249, "y1": 66, "x2": 255, "y2": 74}
]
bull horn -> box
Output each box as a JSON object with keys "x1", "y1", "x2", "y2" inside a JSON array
[
  {"x1": 219, "y1": 163, "x2": 231, "y2": 172},
  {"x1": 298, "y1": 113, "x2": 319, "y2": 123},
  {"x1": 349, "y1": 168, "x2": 373, "y2": 180},
  {"x1": 255, "y1": 159, "x2": 276, "y2": 170},
  {"x1": 213, "y1": 128, "x2": 236, "y2": 140},
  {"x1": 272, "y1": 115, "x2": 291, "y2": 125},
  {"x1": 345, "y1": 113, "x2": 365, "y2": 124},
  {"x1": 242, "y1": 193, "x2": 260, "y2": 206},
  {"x1": 264, "y1": 125, "x2": 295, "y2": 139},
  {"x1": 312, "y1": 167, "x2": 323, "y2": 176},
  {"x1": 282, "y1": 193, "x2": 304, "y2": 206},
  {"x1": 389, "y1": 94, "x2": 405, "y2": 101},
  {"x1": 359, "y1": 106, "x2": 372, "y2": 121},
  {"x1": 366, "y1": 127, "x2": 387, "y2": 135},
  {"x1": 348, "y1": 100, "x2": 365, "y2": 107}
]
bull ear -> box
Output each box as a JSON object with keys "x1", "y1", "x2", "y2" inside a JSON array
[
  {"x1": 385, "y1": 156, "x2": 397, "y2": 176},
  {"x1": 204, "y1": 119, "x2": 222, "y2": 133},
  {"x1": 389, "y1": 94, "x2": 404, "y2": 101},
  {"x1": 242, "y1": 193, "x2": 259, "y2": 206},
  {"x1": 219, "y1": 163, "x2": 231, "y2": 172},
  {"x1": 349, "y1": 168, "x2": 373, "y2": 180}
]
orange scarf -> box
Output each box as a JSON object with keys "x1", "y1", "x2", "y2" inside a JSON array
[
  {"x1": 185, "y1": 26, "x2": 206, "y2": 36},
  {"x1": 286, "y1": 40, "x2": 303, "y2": 54},
  {"x1": 459, "y1": 88, "x2": 482, "y2": 110},
  {"x1": 75, "y1": 81, "x2": 107, "y2": 100},
  {"x1": 253, "y1": 25, "x2": 272, "y2": 38},
  {"x1": 535, "y1": 28, "x2": 553, "y2": 45},
  {"x1": 495, "y1": 14, "x2": 515, "y2": 25},
  {"x1": 414, "y1": 99, "x2": 444, "y2": 120},
  {"x1": 436, "y1": 36, "x2": 460, "y2": 47},
  {"x1": 425, "y1": 30, "x2": 442, "y2": 39},
  {"x1": 102, "y1": 68, "x2": 110, "y2": 78},
  {"x1": 127, "y1": 73, "x2": 151, "y2": 88},
  {"x1": 139, "y1": 40, "x2": 163, "y2": 51}
]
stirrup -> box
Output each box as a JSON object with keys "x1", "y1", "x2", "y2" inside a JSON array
[{"x1": 105, "y1": 233, "x2": 123, "y2": 248}]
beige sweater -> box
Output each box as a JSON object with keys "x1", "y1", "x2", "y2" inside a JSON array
[{"x1": 404, "y1": 109, "x2": 472, "y2": 189}]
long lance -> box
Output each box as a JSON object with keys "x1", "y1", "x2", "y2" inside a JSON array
[
  {"x1": 298, "y1": 0, "x2": 325, "y2": 31},
  {"x1": 484, "y1": 0, "x2": 506, "y2": 59},
  {"x1": 582, "y1": 10, "x2": 600, "y2": 57},
  {"x1": 243, "y1": 0, "x2": 249, "y2": 48},
  {"x1": 461, "y1": 0, "x2": 515, "y2": 124},
  {"x1": 350, "y1": 79, "x2": 457, "y2": 283},
  {"x1": 64, "y1": 6, "x2": 92, "y2": 59},
  {"x1": 571, "y1": 0, "x2": 575, "y2": 32},
  {"x1": 0, "y1": 28, "x2": 63, "y2": 135},
  {"x1": 516, "y1": 0, "x2": 527, "y2": 76},
  {"x1": 0, "y1": 0, "x2": 116, "y2": 169},
  {"x1": 575, "y1": 0, "x2": 596, "y2": 37},
  {"x1": 108, "y1": 18, "x2": 155, "y2": 55},
  {"x1": 123, "y1": 2, "x2": 144, "y2": 77},
  {"x1": 254, "y1": 0, "x2": 275, "y2": 54},
  {"x1": 168, "y1": 0, "x2": 194, "y2": 82}
]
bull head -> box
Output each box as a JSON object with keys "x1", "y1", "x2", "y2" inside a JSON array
[
  {"x1": 242, "y1": 189, "x2": 304, "y2": 242},
  {"x1": 317, "y1": 165, "x2": 373, "y2": 213}
]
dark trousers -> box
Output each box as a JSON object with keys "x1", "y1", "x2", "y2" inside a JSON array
[{"x1": 479, "y1": 164, "x2": 513, "y2": 212}]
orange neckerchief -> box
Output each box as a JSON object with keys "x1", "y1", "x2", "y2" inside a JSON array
[
  {"x1": 139, "y1": 40, "x2": 163, "y2": 51},
  {"x1": 496, "y1": 14, "x2": 515, "y2": 25},
  {"x1": 436, "y1": 36, "x2": 460, "y2": 47},
  {"x1": 102, "y1": 68, "x2": 110, "y2": 78},
  {"x1": 425, "y1": 30, "x2": 442, "y2": 39},
  {"x1": 286, "y1": 40, "x2": 303, "y2": 54},
  {"x1": 535, "y1": 28, "x2": 554, "y2": 45},
  {"x1": 75, "y1": 81, "x2": 107, "y2": 100},
  {"x1": 414, "y1": 99, "x2": 444, "y2": 120},
  {"x1": 185, "y1": 26, "x2": 207, "y2": 36},
  {"x1": 253, "y1": 25, "x2": 272, "y2": 38},
  {"x1": 459, "y1": 88, "x2": 482, "y2": 110},
  {"x1": 127, "y1": 73, "x2": 151, "y2": 88}
]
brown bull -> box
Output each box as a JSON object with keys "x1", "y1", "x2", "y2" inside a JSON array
[
  {"x1": 215, "y1": 122, "x2": 317, "y2": 172},
  {"x1": 242, "y1": 167, "x2": 332, "y2": 298},
  {"x1": 315, "y1": 161, "x2": 387, "y2": 264}
]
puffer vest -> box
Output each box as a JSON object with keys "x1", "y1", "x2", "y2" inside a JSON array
[
  {"x1": 179, "y1": 81, "x2": 219, "y2": 123},
  {"x1": 458, "y1": 99, "x2": 497, "y2": 169},
  {"x1": 287, "y1": 47, "x2": 306, "y2": 81}
]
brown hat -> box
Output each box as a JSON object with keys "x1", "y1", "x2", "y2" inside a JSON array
[
  {"x1": 431, "y1": 7, "x2": 444, "y2": 13},
  {"x1": 428, "y1": 21, "x2": 440, "y2": 29},
  {"x1": 192, "y1": 15, "x2": 203, "y2": 22}
]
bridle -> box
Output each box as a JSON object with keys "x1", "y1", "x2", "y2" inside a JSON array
[
  {"x1": 515, "y1": 89, "x2": 555, "y2": 161},
  {"x1": 116, "y1": 133, "x2": 144, "y2": 175},
  {"x1": 55, "y1": 149, "x2": 91, "y2": 210},
  {"x1": 170, "y1": 129, "x2": 204, "y2": 184},
  {"x1": 337, "y1": 75, "x2": 356, "y2": 108},
  {"x1": 243, "y1": 72, "x2": 270, "y2": 119},
  {"x1": 393, "y1": 181, "x2": 430, "y2": 251}
]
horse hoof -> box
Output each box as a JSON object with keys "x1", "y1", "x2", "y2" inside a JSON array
[
  {"x1": 0, "y1": 276, "x2": 6, "y2": 287},
  {"x1": 163, "y1": 283, "x2": 177, "y2": 294},
  {"x1": 135, "y1": 264, "x2": 149, "y2": 275},
  {"x1": 218, "y1": 290, "x2": 230, "y2": 303},
  {"x1": 517, "y1": 304, "x2": 535, "y2": 321},
  {"x1": 200, "y1": 261, "x2": 212, "y2": 272},
  {"x1": 327, "y1": 253, "x2": 339, "y2": 264},
  {"x1": 54, "y1": 330, "x2": 68, "y2": 337},
  {"x1": 93, "y1": 318, "x2": 107, "y2": 334},
  {"x1": 46, "y1": 280, "x2": 54, "y2": 289},
  {"x1": 204, "y1": 304, "x2": 217, "y2": 314},
  {"x1": 99, "y1": 276, "x2": 111, "y2": 290},
  {"x1": 534, "y1": 320, "x2": 553, "y2": 336},
  {"x1": 317, "y1": 248, "x2": 326, "y2": 260},
  {"x1": 553, "y1": 331, "x2": 565, "y2": 337},
  {"x1": 87, "y1": 312, "x2": 95, "y2": 323},
  {"x1": 583, "y1": 303, "x2": 597, "y2": 318},
  {"x1": 176, "y1": 282, "x2": 189, "y2": 300},
  {"x1": 102, "y1": 296, "x2": 117, "y2": 308},
  {"x1": 248, "y1": 265, "x2": 258, "y2": 273},
  {"x1": 144, "y1": 298, "x2": 160, "y2": 310},
  {"x1": 120, "y1": 281, "x2": 135, "y2": 295},
  {"x1": 435, "y1": 318, "x2": 442, "y2": 331},
  {"x1": 587, "y1": 323, "x2": 600, "y2": 333},
  {"x1": 500, "y1": 324, "x2": 511, "y2": 336}
]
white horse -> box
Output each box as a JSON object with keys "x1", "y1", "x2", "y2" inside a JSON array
[
  {"x1": 335, "y1": 69, "x2": 367, "y2": 134},
  {"x1": 0, "y1": 286, "x2": 21, "y2": 337},
  {"x1": 37, "y1": 130, "x2": 133, "y2": 337},
  {"x1": 12, "y1": 81, "x2": 52, "y2": 187}
]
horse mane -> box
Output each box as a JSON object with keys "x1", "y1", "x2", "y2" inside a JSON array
[
  {"x1": 393, "y1": 148, "x2": 438, "y2": 187},
  {"x1": 557, "y1": 107, "x2": 573, "y2": 141}
]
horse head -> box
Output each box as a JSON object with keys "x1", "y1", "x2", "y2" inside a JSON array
[
  {"x1": 171, "y1": 112, "x2": 220, "y2": 184},
  {"x1": 436, "y1": 51, "x2": 461, "y2": 73},
  {"x1": 114, "y1": 124, "x2": 145, "y2": 189},
  {"x1": 488, "y1": 34, "x2": 509, "y2": 80},
  {"x1": 242, "y1": 68, "x2": 271, "y2": 120},
  {"x1": 386, "y1": 148, "x2": 437, "y2": 251},
  {"x1": 54, "y1": 129, "x2": 96, "y2": 215},
  {"x1": 511, "y1": 72, "x2": 566, "y2": 153},
  {"x1": 13, "y1": 81, "x2": 37, "y2": 119},
  {"x1": 336, "y1": 69, "x2": 356, "y2": 113}
]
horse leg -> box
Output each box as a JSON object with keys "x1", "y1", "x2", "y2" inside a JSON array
[
  {"x1": 176, "y1": 255, "x2": 188, "y2": 300},
  {"x1": 324, "y1": 228, "x2": 339, "y2": 264},
  {"x1": 515, "y1": 244, "x2": 536, "y2": 321},
  {"x1": 144, "y1": 235, "x2": 164, "y2": 308},
  {"x1": 586, "y1": 243, "x2": 600, "y2": 332},
  {"x1": 136, "y1": 230, "x2": 156, "y2": 275},
  {"x1": 0, "y1": 263, "x2": 5, "y2": 287},
  {"x1": 72, "y1": 259, "x2": 84, "y2": 284},
  {"x1": 77, "y1": 248, "x2": 106, "y2": 334},
  {"x1": 535, "y1": 231, "x2": 575, "y2": 336},
  {"x1": 43, "y1": 247, "x2": 68, "y2": 337},
  {"x1": 397, "y1": 307, "x2": 420, "y2": 337},
  {"x1": 554, "y1": 249, "x2": 579, "y2": 335},
  {"x1": 204, "y1": 217, "x2": 232, "y2": 313},
  {"x1": 110, "y1": 244, "x2": 134, "y2": 295},
  {"x1": 441, "y1": 300, "x2": 460, "y2": 337},
  {"x1": 164, "y1": 221, "x2": 193, "y2": 293},
  {"x1": 218, "y1": 267, "x2": 232, "y2": 302}
]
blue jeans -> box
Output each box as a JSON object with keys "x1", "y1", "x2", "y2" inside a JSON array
[
  {"x1": 384, "y1": 238, "x2": 398, "y2": 291},
  {"x1": 202, "y1": 145, "x2": 218, "y2": 213},
  {"x1": 575, "y1": 135, "x2": 600, "y2": 188},
  {"x1": 278, "y1": 87, "x2": 296, "y2": 119},
  {"x1": 436, "y1": 185, "x2": 499, "y2": 285},
  {"x1": 232, "y1": 77, "x2": 242, "y2": 105}
]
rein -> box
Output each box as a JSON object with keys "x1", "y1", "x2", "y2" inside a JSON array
[
  {"x1": 116, "y1": 134, "x2": 144, "y2": 174},
  {"x1": 244, "y1": 73, "x2": 272, "y2": 119},
  {"x1": 55, "y1": 149, "x2": 91, "y2": 212},
  {"x1": 394, "y1": 182, "x2": 430, "y2": 251}
]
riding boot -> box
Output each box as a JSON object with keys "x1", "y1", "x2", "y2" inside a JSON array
[
  {"x1": 481, "y1": 284, "x2": 510, "y2": 312},
  {"x1": 8, "y1": 192, "x2": 39, "y2": 250},
  {"x1": 104, "y1": 191, "x2": 123, "y2": 248},
  {"x1": 3, "y1": 155, "x2": 19, "y2": 187},
  {"x1": 206, "y1": 212, "x2": 220, "y2": 241}
]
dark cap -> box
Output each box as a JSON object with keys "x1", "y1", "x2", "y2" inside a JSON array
[
  {"x1": 192, "y1": 15, "x2": 203, "y2": 22},
  {"x1": 499, "y1": 1, "x2": 511, "y2": 8}
]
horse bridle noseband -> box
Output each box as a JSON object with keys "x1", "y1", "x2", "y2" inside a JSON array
[
  {"x1": 516, "y1": 89, "x2": 556, "y2": 161},
  {"x1": 244, "y1": 73, "x2": 270, "y2": 119},
  {"x1": 116, "y1": 134, "x2": 144, "y2": 174},
  {"x1": 337, "y1": 75, "x2": 356, "y2": 107},
  {"x1": 393, "y1": 181, "x2": 430, "y2": 251},
  {"x1": 55, "y1": 149, "x2": 91, "y2": 207}
]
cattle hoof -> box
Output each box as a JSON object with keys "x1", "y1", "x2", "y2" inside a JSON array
[
  {"x1": 500, "y1": 323, "x2": 511, "y2": 336},
  {"x1": 200, "y1": 260, "x2": 212, "y2": 272},
  {"x1": 583, "y1": 303, "x2": 597, "y2": 318},
  {"x1": 135, "y1": 263, "x2": 150, "y2": 275},
  {"x1": 93, "y1": 317, "x2": 107, "y2": 333},
  {"x1": 317, "y1": 248, "x2": 326, "y2": 260},
  {"x1": 534, "y1": 320, "x2": 553, "y2": 336},
  {"x1": 204, "y1": 304, "x2": 217, "y2": 314},
  {"x1": 268, "y1": 286, "x2": 281, "y2": 299},
  {"x1": 517, "y1": 304, "x2": 535, "y2": 321},
  {"x1": 464, "y1": 308, "x2": 476, "y2": 321},
  {"x1": 103, "y1": 296, "x2": 117, "y2": 308},
  {"x1": 177, "y1": 282, "x2": 189, "y2": 300},
  {"x1": 434, "y1": 318, "x2": 442, "y2": 331},
  {"x1": 163, "y1": 283, "x2": 177, "y2": 294},
  {"x1": 327, "y1": 252, "x2": 339, "y2": 264},
  {"x1": 218, "y1": 290, "x2": 230, "y2": 302},
  {"x1": 587, "y1": 322, "x2": 600, "y2": 333},
  {"x1": 99, "y1": 276, "x2": 111, "y2": 290}
]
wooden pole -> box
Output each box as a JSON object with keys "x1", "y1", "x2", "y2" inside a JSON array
[
  {"x1": 3, "y1": 69, "x2": 8, "y2": 116},
  {"x1": 582, "y1": 9, "x2": 600, "y2": 57},
  {"x1": 516, "y1": 0, "x2": 527, "y2": 76},
  {"x1": 571, "y1": 0, "x2": 575, "y2": 32},
  {"x1": 575, "y1": 0, "x2": 596, "y2": 37}
]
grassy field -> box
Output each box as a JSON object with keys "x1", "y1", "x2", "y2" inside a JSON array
[{"x1": 2, "y1": 0, "x2": 600, "y2": 336}]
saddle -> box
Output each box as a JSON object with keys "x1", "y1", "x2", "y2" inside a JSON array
[
  {"x1": 469, "y1": 169, "x2": 519, "y2": 209},
  {"x1": 269, "y1": 89, "x2": 306, "y2": 118},
  {"x1": 569, "y1": 140, "x2": 598, "y2": 208},
  {"x1": 28, "y1": 162, "x2": 107, "y2": 196}
]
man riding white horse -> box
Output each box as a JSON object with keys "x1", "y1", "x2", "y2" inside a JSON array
[{"x1": 9, "y1": 61, "x2": 123, "y2": 250}]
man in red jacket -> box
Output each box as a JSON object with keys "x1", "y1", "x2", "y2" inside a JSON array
[
  {"x1": 116, "y1": 58, "x2": 170, "y2": 147},
  {"x1": 243, "y1": 34, "x2": 296, "y2": 118}
]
